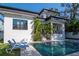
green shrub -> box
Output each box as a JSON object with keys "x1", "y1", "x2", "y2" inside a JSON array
[
  {"x1": 0, "y1": 43, "x2": 20, "y2": 56},
  {"x1": 42, "y1": 22, "x2": 51, "y2": 40},
  {"x1": 32, "y1": 18, "x2": 42, "y2": 41},
  {"x1": 33, "y1": 32, "x2": 42, "y2": 41},
  {"x1": 66, "y1": 18, "x2": 79, "y2": 32},
  {"x1": 0, "y1": 38, "x2": 3, "y2": 43},
  {"x1": 32, "y1": 18, "x2": 53, "y2": 41},
  {"x1": 0, "y1": 43, "x2": 10, "y2": 56}
]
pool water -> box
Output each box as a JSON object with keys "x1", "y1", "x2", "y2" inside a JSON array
[{"x1": 33, "y1": 41, "x2": 79, "y2": 56}]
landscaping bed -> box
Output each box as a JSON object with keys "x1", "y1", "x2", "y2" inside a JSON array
[
  {"x1": 0, "y1": 43, "x2": 20, "y2": 56},
  {"x1": 0, "y1": 39, "x2": 3, "y2": 43}
]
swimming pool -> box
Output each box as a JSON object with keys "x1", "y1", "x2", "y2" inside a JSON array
[{"x1": 33, "y1": 41, "x2": 79, "y2": 56}]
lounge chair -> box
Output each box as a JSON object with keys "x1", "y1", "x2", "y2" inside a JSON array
[
  {"x1": 12, "y1": 39, "x2": 28, "y2": 46},
  {"x1": 12, "y1": 39, "x2": 16, "y2": 44},
  {"x1": 6, "y1": 39, "x2": 29, "y2": 53}
]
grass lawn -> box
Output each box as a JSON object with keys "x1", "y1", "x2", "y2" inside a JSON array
[{"x1": 0, "y1": 39, "x2": 20, "y2": 56}]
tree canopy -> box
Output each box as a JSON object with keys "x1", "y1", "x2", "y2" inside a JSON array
[{"x1": 61, "y1": 3, "x2": 79, "y2": 32}]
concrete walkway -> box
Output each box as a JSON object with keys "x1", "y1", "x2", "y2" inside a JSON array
[
  {"x1": 66, "y1": 52, "x2": 79, "y2": 56},
  {"x1": 20, "y1": 45, "x2": 41, "y2": 56}
]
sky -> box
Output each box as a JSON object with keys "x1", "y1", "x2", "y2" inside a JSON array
[
  {"x1": 0, "y1": 3, "x2": 65, "y2": 20},
  {"x1": 0, "y1": 3, "x2": 64, "y2": 12}
]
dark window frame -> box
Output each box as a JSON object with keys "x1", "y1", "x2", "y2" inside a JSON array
[{"x1": 13, "y1": 19, "x2": 28, "y2": 30}]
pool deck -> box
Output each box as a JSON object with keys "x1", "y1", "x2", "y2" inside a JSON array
[
  {"x1": 66, "y1": 51, "x2": 79, "y2": 56},
  {"x1": 20, "y1": 45, "x2": 41, "y2": 56}
]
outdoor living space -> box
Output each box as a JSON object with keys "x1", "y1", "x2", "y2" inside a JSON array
[
  {"x1": 0, "y1": 7, "x2": 66, "y2": 56},
  {"x1": 0, "y1": 39, "x2": 41, "y2": 56},
  {"x1": 20, "y1": 17, "x2": 66, "y2": 56},
  {"x1": 0, "y1": 5, "x2": 41, "y2": 56},
  {"x1": 0, "y1": 3, "x2": 79, "y2": 56},
  {"x1": 0, "y1": 5, "x2": 66, "y2": 56}
]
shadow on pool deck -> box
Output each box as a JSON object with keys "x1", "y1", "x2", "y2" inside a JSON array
[{"x1": 20, "y1": 45, "x2": 41, "y2": 56}]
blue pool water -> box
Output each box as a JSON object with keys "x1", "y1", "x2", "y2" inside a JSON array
[{"x1": 33, "y1": 41, "x2": 79, "y2": 56}]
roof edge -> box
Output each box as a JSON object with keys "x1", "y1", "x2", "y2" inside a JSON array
[
  {"x1": 39, "y1": 8, "x2": 60, "y2": 15},
  {"x1": 0, "y1": 5, "x2": 39, "y2": 14}
]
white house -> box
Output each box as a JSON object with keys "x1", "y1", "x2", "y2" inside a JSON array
[{"x1": 0, "y1": 6, "x2": 66, "y2": 43}]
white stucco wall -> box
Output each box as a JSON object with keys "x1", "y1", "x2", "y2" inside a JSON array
[{"x1": 4, "y1": 15, "x2": 33, "y2": 43}]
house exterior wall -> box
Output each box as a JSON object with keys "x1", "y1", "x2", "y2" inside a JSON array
[{"x1": 4, "y1": 15, "x2": 33, "y2": 43}]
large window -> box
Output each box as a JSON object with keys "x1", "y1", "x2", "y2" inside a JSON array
[{"x1": 13, "y1": 19, "x2": 28, "y2": 30}]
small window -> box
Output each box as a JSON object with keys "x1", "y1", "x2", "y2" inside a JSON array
[
  {"x1": 40, "y1": 13, "x2": 47, "y2": 18},
  {"x1": 13, "y1": 19, "x2": 28, "y2": 30}
]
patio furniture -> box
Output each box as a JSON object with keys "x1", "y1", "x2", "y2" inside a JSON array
[
  {"x1": 12, "y1": 39, "x2": 16, "y2": 44},
  {"x1": 6, "y1": 39, "x2": 29, "y2": 53},
  {"x1": 12, "y1": 39, "x2": 28, "y2": 45}
]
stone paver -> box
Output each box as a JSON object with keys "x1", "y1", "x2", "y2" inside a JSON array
[{"x1": 21, "y1": 45, "x2": 41, "y2": 56}]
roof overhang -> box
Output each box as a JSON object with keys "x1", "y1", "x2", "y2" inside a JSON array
[
  {"x1": 0, "y1": 6, "x2": 39, "y2": 18},
  {"x1": 44, "y1": 16, "x2": 67, "y2": 24},
  {"x1": 50, "y1": 16, "x2": 66, "y2": 23}
]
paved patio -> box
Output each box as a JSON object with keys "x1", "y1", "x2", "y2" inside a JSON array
[{"x1": 20, "y1": 45, "x2": 41, "y2": 56}]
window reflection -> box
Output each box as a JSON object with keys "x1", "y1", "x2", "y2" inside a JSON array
[{"x1": 13, "y1": 19, "x2": 28, "y2": 30}]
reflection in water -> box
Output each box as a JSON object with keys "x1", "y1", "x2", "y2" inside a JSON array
[
  {"x1": 50, "y1": 41, "x2": 65, "y2": 55},
  {"x1": 33, "y1": 40, "x2": 79, "y2": 56},
  {"x1": 33, "y1": 41, "x2": 66, "y2": 56}
]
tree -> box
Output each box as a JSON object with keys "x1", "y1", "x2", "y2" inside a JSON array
[
  {"x1": 61, "y1": 3, "x2": 79, "y2": 32},
  {"x1": 61, "y1": 3, "x2": 79, "y2": 20},
  {"x1": 42, "y1": 22, "x2": 52, "y2": 40},
  {"x1": 32, "y1": 18, "x2": 42, "y2": 41},
  {"x1": 32, "y1": 18, "x2": 53, "y2": 41},
  {"x1": 65, "y1": 17, "x2": 78, "y2": 32}
]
